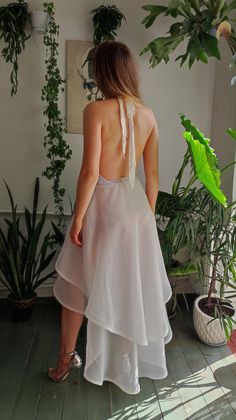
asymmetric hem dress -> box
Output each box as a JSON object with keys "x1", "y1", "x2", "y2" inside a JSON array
[{"x1": 53, "y1": 96, "x2": 173, "y2": 395}]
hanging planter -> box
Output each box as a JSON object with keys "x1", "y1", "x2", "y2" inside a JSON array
[
  {"x1": 0, "y1": 0, "x2": 31, "y2": 95},
  {"x1": 30, "y1": 11, "x2": 48, "y2": 34}
]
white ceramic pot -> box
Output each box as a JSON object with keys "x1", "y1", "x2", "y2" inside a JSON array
[
  {"x1": 193, "y1": 294, "x2": 236, "y2": 346},
  {"x1": 30, "y1": 12, "x2": 48, "y2": 34}
]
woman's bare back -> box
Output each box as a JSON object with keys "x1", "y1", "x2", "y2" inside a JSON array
[{"x1": 91, "y1": 97, "x2": 158, "y2": 181}]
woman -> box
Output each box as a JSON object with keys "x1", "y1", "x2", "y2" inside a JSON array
[{"x1": 47, "y1": 41, "x2": 173, "y2": 395}]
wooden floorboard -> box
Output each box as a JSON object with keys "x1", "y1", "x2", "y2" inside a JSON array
[
  {"x1": 1, "y1": 298, "x2": 236, "y2": 420},
  {"x1": 174, "y1": 319, "x2": 235, "y2": 419},
  {"x1": 0, "y1": 301, "x2": 45, "y2": 420}
]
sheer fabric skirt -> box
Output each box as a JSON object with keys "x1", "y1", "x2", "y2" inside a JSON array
[{"x1": 53, "y1": 175, "x2": 173, "y2": 394}]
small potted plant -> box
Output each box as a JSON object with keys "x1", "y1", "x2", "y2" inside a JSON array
[
  {"x1": 0, "y1": 178, "x2": 57, "y2": 322},
  {"x1": 0, "y1": 0, "x2": 31, "y2": 95},
  {"x1": 30, "y1": 5, "x2": 49, "y2": 34}
]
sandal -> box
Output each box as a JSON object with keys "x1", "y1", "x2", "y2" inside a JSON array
[{"x1": 47, "y1": 349, "x2": 82, "y2": 383}]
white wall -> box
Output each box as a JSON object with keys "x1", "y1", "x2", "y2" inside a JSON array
[
  {"x1": 1, "y1": 0, "x2": 233, "y2": 297},
  {"x1": 211, "y1": 36, "x2": 236, "y2": 203}
]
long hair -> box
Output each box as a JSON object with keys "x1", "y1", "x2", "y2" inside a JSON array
[{"x1": 93, "y1": 41, "x2": 142, "y2": 103}]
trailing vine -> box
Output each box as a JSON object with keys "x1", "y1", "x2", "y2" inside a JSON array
[{"x1": 41, "y1": 2, "x2": 72, "y2": 227}]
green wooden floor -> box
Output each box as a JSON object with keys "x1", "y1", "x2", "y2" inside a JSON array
[{"x1": 1, "y1": 297, "x2": 236, "y2": 420}]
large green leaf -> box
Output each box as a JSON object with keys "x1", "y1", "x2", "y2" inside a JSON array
[
  {"x1": 200, "y1": 32, "x2": 221, "y2": 59},
  {"x1": 183, "y1": 131, "x2": 227, "y2": 207},
  {"x1": 180, "y1": 113, "x2": 219, "y2": 166},
  {"x1": 141, "y1": 5, "x2": 168, "y2": 28}
]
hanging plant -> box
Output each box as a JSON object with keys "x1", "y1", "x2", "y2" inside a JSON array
[
  {"x1": 0, "y1": 0, "x2": 30, "y2": 95},
  {"x1": 90, "y1": 4, "x2": 126, "y2": 45},
  {"x1": 41, "y1": 2, "x2": 72, "y2": 228},
  {"x1": 82, "y1": 4, "x2": 126, "y2": 101},
  {"x1": 141, "y1": 0, "x2": 236, "y2": 69}
]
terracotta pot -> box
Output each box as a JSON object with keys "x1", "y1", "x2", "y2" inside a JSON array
[
  {"x1": 7, "y1": 292, "x2": 37, "y2": 322},
  {"x1": 193, "y1": 294, "x2": 236, "y2": 346}
]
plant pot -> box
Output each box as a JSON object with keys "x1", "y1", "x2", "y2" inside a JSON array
[
  {"x1": 7, "y1": 292, "x2": 37, "y2": 322},
  {"x1": 30, "y1": 12, "x2": 48, "y2": 34},
  {"x1": 193, "y1": 294, "x2": 236, "y2": 346}
]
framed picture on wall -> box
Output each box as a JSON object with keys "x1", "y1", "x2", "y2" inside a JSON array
[{"x1": 66, "y1": 40, "x2": 103, "y2": 134}]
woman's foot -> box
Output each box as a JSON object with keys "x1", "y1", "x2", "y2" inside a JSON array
[{"x1": 47, "y1": 350, "x2": 82, "y2": 382}]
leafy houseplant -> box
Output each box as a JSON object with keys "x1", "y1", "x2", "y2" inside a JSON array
[
  {"x1": 0, "y1": 177, "x2": 57, "y2": 321},
  {"x1": 0, "y1": 0, "x2": 30, "y2": 95},
  {"x1": 41, "y1": 2, "x2": 72, "y2": 228},
  {"x1": 178, "y1": 115, "x2": 236, "y2": 344},
  {"x1": 156, "y1": 114, "x2": 236, "y2": 335},
  {"x1": 90, "y1": 4, "x2": 126, "y2": 45},
  {"x1": 192, "y1": 128, "x2": 236, "y2": 344},
  {"x1": 156, "y1": 112, "x2": 228, "y2": 317},
  {"x1": 141, "y1": 0, "x2": 236, "y2": 69},
  {"x1": 80, "y1": 4, "x2": 126, "y2": 102},
  {"x1": 193, "y1": 184, "x2": 236, "y2": 344}
]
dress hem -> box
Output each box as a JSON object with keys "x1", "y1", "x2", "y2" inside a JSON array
[
  {"x1": 53, "y1": 280, "x2": 173, "y2": 346},
  {"x1": 83, "y1": 369, "x2": 169, "y2": 395}
]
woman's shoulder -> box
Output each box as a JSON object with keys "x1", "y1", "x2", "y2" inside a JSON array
[{"x1": 83, "y1": 98, "x2": 157, "y2": 125}]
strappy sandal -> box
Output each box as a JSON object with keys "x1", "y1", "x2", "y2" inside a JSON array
[{"x1": 47, "y1": 349, "x2": 82, "y2": 383}]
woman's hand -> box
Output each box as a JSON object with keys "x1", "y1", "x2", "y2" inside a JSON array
[{"x1": 70, "y1": 220, "x2": 83, "y2": 247}]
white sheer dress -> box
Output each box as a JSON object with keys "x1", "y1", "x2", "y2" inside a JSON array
[{"x1": 53, "y1": 96, "x2": 173, "y2": 394}]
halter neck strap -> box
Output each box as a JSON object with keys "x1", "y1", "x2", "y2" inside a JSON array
[{"x1": 117, "y1": 97, "x2": 136, "y2": 189}]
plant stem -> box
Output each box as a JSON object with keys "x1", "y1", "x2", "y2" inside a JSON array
[
  {"x1": 179, "y1": 173, "x2": 198, "y2": 204},
  {"x1": 172, "y1": 150, "x2": 190, "y2": 195}
]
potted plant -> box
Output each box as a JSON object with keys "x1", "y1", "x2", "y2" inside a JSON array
[
  {"x1": 179, "y1": 116, "x2": 236, "y2": 345},
  {"x1": 156, "y1": 111, "x2": 228, "y2": 318},
  {"x1": 78, "y1": 4, "x2": 127, "y2": 102},
  {"x1": 90, "y1": 4, "x2": 126, "y2": 45},
  {"x1": 30, "y1": 9, "x2": 48, "y2": 34},
  {"x1": 0, "y1": 177, "x2": 57, "y2": 322},
  {"x1": 141, "y1": 0, "x2": 236, "y2": 69},
  {"x1": 156, "y1": 113, "x2": 236, "y2": 334},
  {"x1": 0, "y1": 0, "x2": 31, "y2": 95},
  {"x1": 193, "y1": 184, "x2": 236, "y2": 345}
]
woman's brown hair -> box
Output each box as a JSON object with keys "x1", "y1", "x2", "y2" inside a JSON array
[{"x1": 93, "y1": 41, "x2": 142, "y2": 103}]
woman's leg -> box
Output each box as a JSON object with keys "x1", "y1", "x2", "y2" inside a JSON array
[
  {"x1": 48, "y1": 305, "x2": 84, "y2": 380},
  {"x1": 60, "y1": 305, "x2": 84, "y2": 352}
]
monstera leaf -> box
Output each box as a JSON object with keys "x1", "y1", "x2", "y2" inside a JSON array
[{"x1": 182, "y1": 130, "x2": 227, "y2": 207}]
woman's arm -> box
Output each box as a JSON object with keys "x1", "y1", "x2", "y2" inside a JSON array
[
  {"x1": 143, "y1": 114, "x2": 159, "y2": 213},
  {"x1": 70, "y1": 101, "x2": 102, "y2": 246}
]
